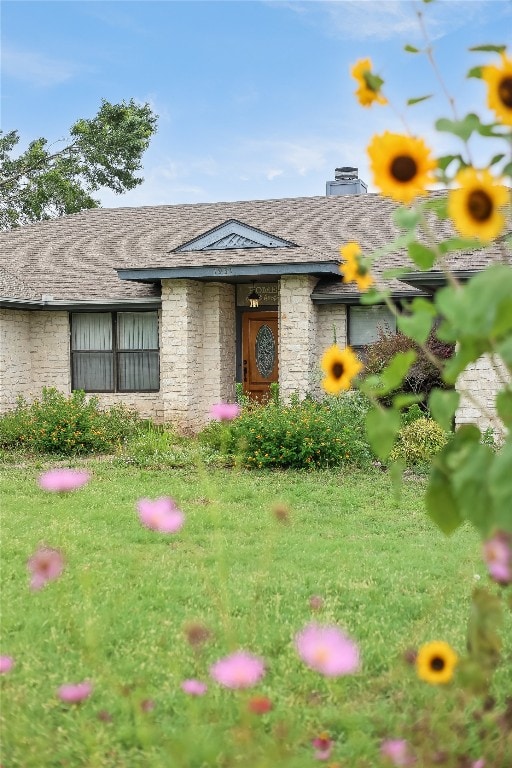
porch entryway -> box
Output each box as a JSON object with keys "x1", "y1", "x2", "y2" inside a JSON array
[{"x1": 241, "y1": 311, "x2": 278, "y2": 401}]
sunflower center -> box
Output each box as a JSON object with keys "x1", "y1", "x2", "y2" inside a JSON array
[
  {"x1": 430, "y1": 656, "x2": 446, "y2": 671},
  {"x1": 468, "y1": 190, "x2": 493, "y2": 222},
  {"x1": 390, "y1": 155, "x2": 418, "y2": 183},
  {"x1": 332, "y1": 362, "x2": 345, "y2": 380},
  {"x1": 498, "y1": 76, "x2": 512, "y2": 108}
]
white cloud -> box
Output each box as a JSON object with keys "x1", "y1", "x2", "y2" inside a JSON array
[
  {"x1": 1, "y1": 45, "x2": 84, "y2": 87},
  {"x1": 266, "y1": 169, "x2": 284, "y2": 180},
  {"x1": 269, "y1": 0, "x2": 510, "y2": 43}
]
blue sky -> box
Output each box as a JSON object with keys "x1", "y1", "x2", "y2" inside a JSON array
[{"x1": 2, "y1": 0, "x2": 511, "y2": 208}]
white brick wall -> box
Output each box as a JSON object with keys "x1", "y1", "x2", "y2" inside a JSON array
[
  {"x1": 278, "y1": 275, "x2": 318, "y2": 400},
  {"x1": 0, "y1": 309, "x2": 32, "y2": 409},
  {"x1": 313, "y1": 304, "x2": 348, "y2": 397},
  {"x1": 456, "y1": 353, "x2": 510, "y2": 439}
]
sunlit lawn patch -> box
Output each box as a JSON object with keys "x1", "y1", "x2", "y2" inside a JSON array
[{"x1": 0, "y1": 460, "x2": 510, "y2": 767}]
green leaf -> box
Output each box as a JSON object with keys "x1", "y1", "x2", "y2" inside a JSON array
[
  {"x1": 489, "y1": 153, "x2": 505, "y2": 167},
  {"x1": 467, "y1": 65, "x2": 484, "y2": 79},
  {"x1": 407, "y1": 242, "x2": 436, "y2": 270},
  {"x1": 359, "y1": 288, "x2": 391, "y2": 306},
  {"x1": 397, "y1": 298, "x2": 436, "y2": 344},
  {"x1": 436, "y1": 154, "x2": 464, "y2": 172},
  {"x1": 429, "y1": 389, "x2": 460, "y2": 432},
  {"x1": 423, "y1": 196, "x2": 449, "y2": 219},
  {"x1": 497, "y1": 336, "x2": 512, "y2": 368},
  {"x1": 404, "y1": 44, "x2": 420, "y2": 53},
  {"x1": 496, "y1": 389, "x2": 512, "y2": 428},
  {"x1": 469, "y1": 44, "x2": 507, "y2": 53},
  {"x1": 451, "y1": 440, "x2": 494, "y2": 535},
  {"x1": 407, "y1": 95, "x2": 433, "y2": 106},
  {"x1": 439, "y1": 236, "x2": 483, "y2": 254},
  {"x1": 426, "y1": 465, "x2": 462, "y2": 535},
  {"x1": 489, "y1": 438, "x2": 512, "y2": 532},
  {"x1": 392, "y1": 393, "x2": 424, "y2": 409},
  {"x1": 502, "y1": 161, "x2": 512, "y2": 178},
  {"x1": 393, "y1": 206, "x2": 420, "y2": 231},
  {"x1": 365, "y1": 407, "x2": 401, "y2": 461},
  {"x1": 435, "y1": 113, "x2": 482, "y2": 142},
  {"x1": 379, "y1": 350, "x2": 417, "y2": 394},
  {"x1": 364, "y1": 72, "x2": 384, "y2": 92}
]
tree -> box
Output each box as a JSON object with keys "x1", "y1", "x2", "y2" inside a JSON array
[{"x1": 0, "y1": 99, "x2": 157, "y2": 229}]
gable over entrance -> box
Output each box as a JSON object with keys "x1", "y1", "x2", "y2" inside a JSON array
[{"x1": 174, "y1": 219, "x2": 296, "y2": 252}]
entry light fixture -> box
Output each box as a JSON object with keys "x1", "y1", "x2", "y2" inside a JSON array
[{"x1": 248, "y1": 282, "x2": 260, "y2": 308}]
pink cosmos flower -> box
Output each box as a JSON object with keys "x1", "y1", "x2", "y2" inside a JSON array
[
  {"x1": 0, "y1": 656, "x2": 14, "y2": 674},
  {"x1": 295, "y1": 623, "x2": 360, "y2": 677},
  {"x1": 210, "y1": 651, "x2": 265, "y2": 689},
  {"x1": 137, "y1": 497, "x2": 184, "y2": 533},
  {"x1": 181, "y1": 679, "x2": 208, "y2": 696},
  {"x1": 58, "y1": 681, "x2": 93, "y2": 703},
  {"x1": 483, "y1": 531, "x2": 511, "y2": 585},
  {"x1": 380, "y1": 739, "x2": 415, "y2": 766},
  {"x1": 38, "y1": 468, "x2": 90, "y2": 493},
  {"x1": 312, "y1": 732, "x2": 334, "y2": 761},
  {"x1": 472, "y1": 761, "x2": 485, "y2": 768},
  {"x1": 209, "y1": 402, "x2": 241, "y2": 421},
  {"x1": 27, "y1": 546, "x2": 64, "y2": 590}
]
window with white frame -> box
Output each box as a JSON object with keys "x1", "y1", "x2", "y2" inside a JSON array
[
  {"x1": 348, "y1": 305, "x2": 397, "y2": 350},
  {"x1": 71, "y1": 311, "x2": 160, "y2": 392}
]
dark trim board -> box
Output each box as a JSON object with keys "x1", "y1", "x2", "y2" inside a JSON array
[{"x1": 117, "y1": 262, "x2": 341, "y2": 283}]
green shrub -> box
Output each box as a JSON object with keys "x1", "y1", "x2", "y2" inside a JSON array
[
  {"x1": 390, "y1": 417, "x2": 449, "y2": 465},
  {"x1": 200, "y1": 393, "x2": 373, "y2": 469},
  {"x1": 363, "y1": 327, "x2": 455, "y2": 404},
  {"x1": 0, "y1": 388, "x2": 140, "y2": 455}
]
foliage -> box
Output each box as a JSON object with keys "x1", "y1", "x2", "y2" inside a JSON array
[
  {"x1": 0, "y1": 99, "x2": 157, "y2": 228},
  {"x1": 390, "y1": 417, "x2": 449, "y2": 465},
  {"x1": 200, "y1": 393, "x2": 373, "y2": 469},
  {"x1": 0, "y1": 388, "x2": 140, "y2": 454},
  {"x1": 363, "y1": 326, "x2": 454, "y2": 404}
]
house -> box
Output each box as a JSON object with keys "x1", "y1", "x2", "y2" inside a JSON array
[{"x1": 0, "y1": 168, "x2": 509, "y2": 433}]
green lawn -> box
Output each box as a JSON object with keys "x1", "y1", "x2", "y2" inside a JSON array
[{"x1": 1, "y1": 459, "x2": 510, "y2": 767}]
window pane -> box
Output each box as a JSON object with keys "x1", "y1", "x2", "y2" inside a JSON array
[
  {"x1": 118, "y1": 312, "x2": 158, "y2": 350},
  {"x1": 349, "y1": 306, "x2": 396, "y2": 346},
  {"x1": 72, "y1": 352, "x2": 114, "y2": 391},
  {"x1": 72, "y1": 314, "x2": 112, "y2": 350},
  {"x1": 118, "y1": 351, "x2": 159, "y2": 391}
]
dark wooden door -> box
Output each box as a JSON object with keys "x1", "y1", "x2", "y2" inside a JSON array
[{"x1": 242, "y1": 312, "x2": 278, "y2": 400}]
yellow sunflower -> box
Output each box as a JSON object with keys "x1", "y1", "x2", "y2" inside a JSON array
[
  {"x1": 339, "y1": 242, "x2": 374, "y2": 291},
  {"x1": 482, "y1": 52, "x2": 512, "y2": 126},
  {"x1": 350, "y1": 58, "x2": 387, "y2": 107},
  {"x1": 416, "y1": 641, "x2": 458, "y2": 685},
  {"x1": 448, "y1": 167, "x2": 509, "y2": 242},
  {"x1": 321, "y1": 344, "x2": 363, "y2": 395},
  {"x1": 367, "y1": 132, "x2": 436, "y2": 203}
]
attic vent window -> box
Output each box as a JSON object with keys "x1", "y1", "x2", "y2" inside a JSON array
[{"x1": 174, "y1": 219, "x2": 295, "y2": 252}]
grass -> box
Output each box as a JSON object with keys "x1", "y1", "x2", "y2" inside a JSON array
[{"x1": 1, "y1": 457, "x2": 511, "y2": 767}]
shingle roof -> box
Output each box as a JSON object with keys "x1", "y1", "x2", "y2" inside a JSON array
[{"x1": 0, "y1": 193, "x2": 509, "y2": 303}]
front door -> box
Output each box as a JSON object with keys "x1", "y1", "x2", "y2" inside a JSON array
[{"x1": 242, "y1": 311, "x2": 278, "y2": 401}]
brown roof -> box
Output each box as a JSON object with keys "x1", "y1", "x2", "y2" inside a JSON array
[{"x1": 0, "y1": 193, "x2": 510, "y2": 303}]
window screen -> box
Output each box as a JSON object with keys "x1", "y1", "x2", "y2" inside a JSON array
[
  {"x1": 71, "y1": 312, "x2": 159, "y2": 392},
  {"x1": 349, "y1": 305, "x2": 396, "y2": 347}
]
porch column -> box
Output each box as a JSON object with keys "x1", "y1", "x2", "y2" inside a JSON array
[
  {"x1": 160, "y1": 279, "x2": 204, "y2": 431},
  {"x1": 278, "y1": 275, "x2": 318, "y2": 401},
  {"x1": 202, "y1": 282, "x2": 236, "y2": 413}
]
